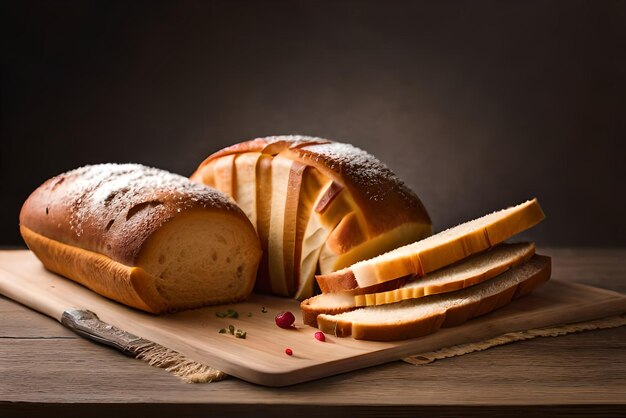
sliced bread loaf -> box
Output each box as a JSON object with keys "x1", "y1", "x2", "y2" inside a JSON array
[
  {"x1": 301, "y1": 242, "x2": 535, "y2": 327},
  {"x1": 316, "y1": 254, "x2": 551, "y2": 341},
  {"x1": 316, "y1": 199, "x2": 545, "y2": 293},
  {"x1": 191, "y1": 136, "x2": 432, "y2": 299}
]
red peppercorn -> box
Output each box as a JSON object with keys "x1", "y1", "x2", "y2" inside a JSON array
[
  {"x1": 314, "y1": 331, "x2": 326, "y2": 342},
  {"x1": 285, "y1": 348, "x2": 293, "y2": 356},
  {"x1": 275, "y1": 311, "x2": 296, "y2": 329}
]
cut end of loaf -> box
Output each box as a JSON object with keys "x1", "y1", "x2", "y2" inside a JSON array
[
  {"x1": 20, "y1": 210, "x2": 261, "y2": 314},
  {"x1": 316, "y1": 269, "x2": 358, "y2": 293},
  {"x1": 137, "y1": 210, "x2": 261, "y2": 312},
  {"x1": 300, "y1": 292, "x2": 355, "y2": 327},
  {"x1": 302, "y1": 275, "x2": 410, "y2": 326}
]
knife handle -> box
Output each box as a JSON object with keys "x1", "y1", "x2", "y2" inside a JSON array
[{"x1": 60, "y1": 308, "x2": 152, "y2": 356}]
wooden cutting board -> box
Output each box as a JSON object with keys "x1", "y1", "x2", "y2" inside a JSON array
[{"x1": 1, "y1": 250, "x2": 625, "y2": 387}]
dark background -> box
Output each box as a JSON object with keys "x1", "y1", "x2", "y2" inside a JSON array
[{"x1": 2, "y1": 0, "x2": 625, "y2": 247}]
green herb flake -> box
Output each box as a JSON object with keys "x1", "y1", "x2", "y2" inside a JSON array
[
  {"x1": 216, "y1": 308, "x2": 239, "y2": 318},
  {"x1": 261, "y1": 307, "x2": 268, "y2": 313},
  {"x1": 218, "y1": 328, "x2": 227, "y2": 334},
  {"x1": 228, "y1": 324, "x2": 235, "y2": 335},
  {"x1": 235, "y1": 329, "x2": 247, "y2": 339}
]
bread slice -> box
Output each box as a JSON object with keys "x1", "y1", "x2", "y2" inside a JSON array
[
  {"x1": 316, "y1": 199, "x2": 545, "y2": 293},
  {"x1": 292, "y1": 169, "x2": 333, "y2": 299},
  {"x1": 316, "y1": 254, "x2": 551, "y2": 341},
  {"x1": 233, "y1": 152, "x2": 262, "y2": 231},
  {"x1": 267, "y1": 154, "x2": 297, "y2": 296},
  {"x1": 252, "y1": 154, "x2": 273, "y2": 294},
  {"x1": 212, "y1": 154, "x2": 236, "y2": 199},
  {"x1": 301, "y1": 242, "x2": 535, "y2": 327},
  {"x1": 355, "y1": 242, "x2": 535, "y2": 306}
]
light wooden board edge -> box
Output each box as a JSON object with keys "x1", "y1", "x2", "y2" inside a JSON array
[{"x1": 1, "y1": 250, "x2": 625, "y2": 386}]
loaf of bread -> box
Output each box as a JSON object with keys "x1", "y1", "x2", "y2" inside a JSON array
[
  {"x1": 316, "y1": 254, "x2": 551, "y2": 341},
  {"x1": 20, "y1": 164, "x2": 261, "y2": 313},
  {"x1": 301, "y1": 242, "x2": 536, "y2": 327},
  {"x1": 316, "y1": 199, "x2": 545, "y2": 293},
  {"x1": 191, "y1": 136, "x2": 432, "y2": 299}
]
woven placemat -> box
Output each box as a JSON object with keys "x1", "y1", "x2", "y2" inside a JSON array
[
  {"x1": 150, "y1": 313, "x2": 625, "y2": 383},
  {"x1": 403, "y1": 313, "x2": 626, "y2": 366},
  {"x1": 134, "y1": 341, "x2": 228, "y2": 383}
]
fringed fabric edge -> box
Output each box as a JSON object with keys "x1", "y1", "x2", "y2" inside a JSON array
[{"x1": 403, "y1": 313, "x2": 626, "y2": 366}]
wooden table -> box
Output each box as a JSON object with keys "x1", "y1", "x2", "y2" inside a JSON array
[{"x1": 1, "y1": 248, "x2": 625, "y2": 417}]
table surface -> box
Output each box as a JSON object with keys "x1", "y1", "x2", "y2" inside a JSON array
[{"x1": 1, "y1": 247, "x2": 625, "y2": 417}]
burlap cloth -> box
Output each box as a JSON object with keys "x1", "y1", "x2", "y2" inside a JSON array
[{"x1": 139, "y1": 313, "x2": 626, "y2": 383}]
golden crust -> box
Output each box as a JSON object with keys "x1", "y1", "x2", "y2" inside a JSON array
[
  {"x1": 314, "y1": 181, "x2": 343, "y2": 213},
  {"x1": 20, "y1": 225, "x2": 254, "y2": 314},
  {"x1": 348, "y1": 311, "x2": 446, "y2": 341},
  {"x1": 300, "y1": 276, "x2": 408, "y2": 327},
  {"x1": 193, "y1": 138, "x2": 272, "y2": 169},
  {"x1": 192, "y1": 136, "x2": 432, "y2": 238},
  {"x1": 317, "y1": 269, "x2": 358, "y2": 294},
  {"x1": 513, "y1": 256, "x2": 552, "y2": 299},
  {"x1": 284, "y1": 141, "x2": 431, "y2": 235},
  {"x1": 300, "y1": 300, "x2": 353, "y2": 328},
  {"x1": 20, "y1": 225, "x2": 164, "y2": 313},
  {"x1": 192, "y1": 136, "x2": 332, "y2": 170},
  {"x1": 253, "y1": 154, "x2": 274, "y2": 294},
  {"x1": 324, "y1": 212, "x2": 366, "y2": 255}
]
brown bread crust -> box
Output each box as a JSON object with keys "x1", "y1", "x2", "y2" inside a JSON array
[
  {"x1": 191, "y1": 135, "x2": 432, "y2": 237},
  {"x1": 300, "y1": 276, "x2": 408, "y2": 327},
  {"x1": 20, "y1": 164, "x2": 245, "y2": 266},
  {"x1": 20, "y1": 225, "x2": 166, "y2": 313},
  {"x1": 284, "y1": 141, "x2": 431, "y2": 235}
]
